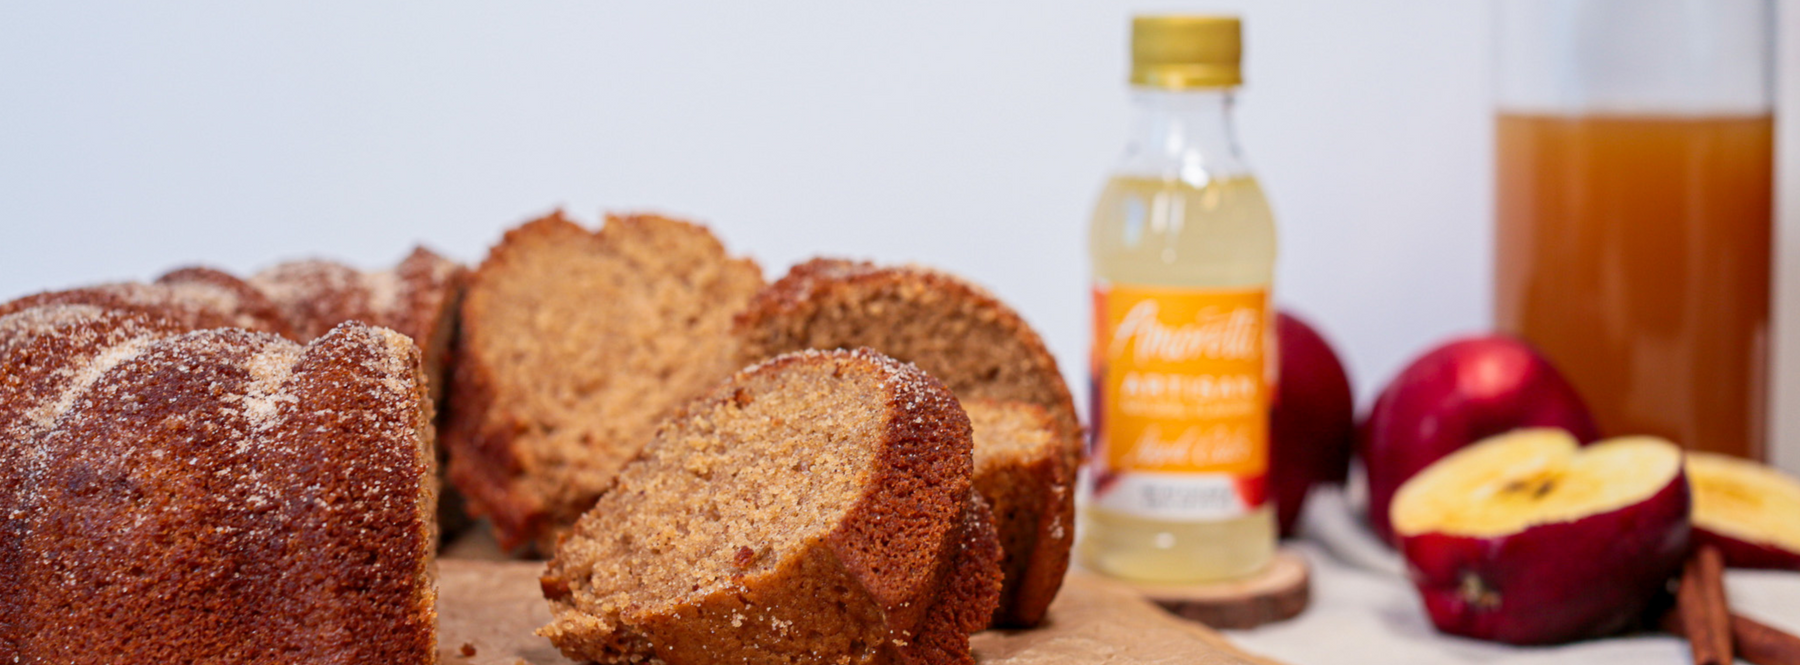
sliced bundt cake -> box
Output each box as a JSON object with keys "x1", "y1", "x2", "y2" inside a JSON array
[
  {"x1": 734, "y1": 258, "x2": 1079, "y2": 627},
  {"x1": 539, "y1": 349, "x2": 1001, "y2": 665},
  {"x1": 446, "y1": 211, "x2": 764, "y2": 552},
  {"x1": 0, "y1": 306, "x2": 437, "y2": 663}
]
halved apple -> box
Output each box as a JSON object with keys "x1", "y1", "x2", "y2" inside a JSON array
[
  {"x1": 1392, "y1": 429, "x2": 1689, "y2": 645},
  {"x1": 1687, "y1": 452, "x2": 1800, "y2": 570},
  {"x1": 1360, "y1": 335, "x2": 1599, "y2": 546}
]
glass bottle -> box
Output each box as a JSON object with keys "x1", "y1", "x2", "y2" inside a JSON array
[{"x1": 1081, "y1": 15, "x2": 1279, "y2": 584}]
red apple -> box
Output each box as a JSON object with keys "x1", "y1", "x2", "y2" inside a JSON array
[
  {"x1": 1394, "y1": 430, "x2": 1690, "y2": 644},
  {"x1": 1361, "y1": 335, "x2": 1599, "y2": 545},
  {"x1": 1687, "y1": 452, "x2": 1800, "y2": 570},
  {"x1": 1270, "y1": 311, "x2": 1355, "y2": 537}
]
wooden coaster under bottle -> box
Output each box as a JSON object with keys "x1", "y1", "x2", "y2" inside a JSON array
[{"x1": 1077, "y1": 547, "x2": 1312, "y2": 630}]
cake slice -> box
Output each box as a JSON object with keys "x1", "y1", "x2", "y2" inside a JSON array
[
  {"x1": 905, "y1": 492, "x2": 1007, "y2": 665},
  {"x1": 445, "y1": 211, "x2": 764, "y2": 552},
  {"x1": 539, "y1": 349, "x2": 1000, "y2": 664},
  {"x1": 966, "y1": 398, "x2": 1075, "y2": 628},
  {"x1": 0, "y1": 307, "x2": 437, "y2": 663},
  {"x1": 734, "y1": 258, "x2": 1080, "y2": 627}
]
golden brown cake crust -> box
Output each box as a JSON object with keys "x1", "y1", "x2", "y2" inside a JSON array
[
  {"x1": 539, "y1": 348, "x2": 995, "y2": 665},
  {"x1": 244, "y1": 247, "x2": 469, "y2": 545},
  {"x1": 246, "y1": 259, "x2": 369, "y2": 340},
  {"x1": 0, "y1": 309, "x2": 437, "y2": 664},
  {"x1": 446, "y1": 211, "x2": 764, "y2": 553},
  {"x1": 245, "y1": 247, "x2": 464, "y2": 343},
  {"x1": 387, "y1": 246, "x2": 468, "y2": 401},
  {"x1": 734, "y1": 258, "x2": 1080, "y2": 627},
  {"x1": 891, "y1": 493, "x2": 1005, "y2": 665}
]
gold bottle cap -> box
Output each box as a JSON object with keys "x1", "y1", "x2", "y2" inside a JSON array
[{"x1": 1131, "y1": 15, "x2": 1243, "y2": 89}]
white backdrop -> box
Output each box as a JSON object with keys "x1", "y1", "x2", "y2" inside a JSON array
[{"x1": 0, "y1": 2, "x2": 1791, "y2": 465}]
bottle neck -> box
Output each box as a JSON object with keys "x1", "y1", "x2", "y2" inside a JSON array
[{"x1": 1118, "y1": 86, "x2": 1252, "y2": 184}]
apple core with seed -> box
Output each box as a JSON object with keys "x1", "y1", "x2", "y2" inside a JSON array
[{"x1": 1392, "y1": 429, "x2": 1689, "y2": 645}]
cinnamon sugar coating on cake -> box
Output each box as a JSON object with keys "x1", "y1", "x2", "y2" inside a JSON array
[
  {"x1": 1, "y1": 247, "x2": 466, "y2": 407},
  {"x1": 539, "y1": 349, "x2": 999, "y2": 664},
  {"x1": 0, "y1": 309, "x2": 437, "y2": 663},
  {"x1": 0, "y1": 275, "x2": 293, "y2": 339},
  {"x1": 155, "y1": 266, "x2": 298, "y2": 337},
  {"x1": 445, "y1": 211, "x2": 764, "y2": 552},
  {"x1": 734, "y1": 258, "x2": 1080, "y2": 627},
  {"x1": 247, "y1": 246, "x2": 467, "y2": 404}
]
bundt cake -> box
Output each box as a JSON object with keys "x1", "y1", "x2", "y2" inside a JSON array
[
  {"x1": 538, "y1": 348, "x2": 1000, "y2": 665},
  {"x1": 6, "y1": 249, "x2": 470, "y2": 547},
  {"x1": 0, "y1": 305, "x2": 437, "y2": 663},
  {"x1": 445, "y1": 211, "x2": 765, "y2": 552},
  {"x1": 733, "y1": 258, "x2": 1079, "y2": 627}
]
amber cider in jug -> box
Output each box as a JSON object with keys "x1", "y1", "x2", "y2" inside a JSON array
[
  {"x1": 1491, "y1": 0, "x2": 1775, "y2": 460},
  {"x1": 1495, "y1": 114, "x2": 1774, "y2": 458},
  {"x1": 1081, "y1": 15, "x2": 1278, "y2": 583}
]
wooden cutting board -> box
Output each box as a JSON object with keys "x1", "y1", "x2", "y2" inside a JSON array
[{"x1": 435, "y1": 558, "x2": 1284, "y2": 665}]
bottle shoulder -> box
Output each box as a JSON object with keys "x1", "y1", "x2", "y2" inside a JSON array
[{"x1": 1117, "y1": 87, "x2": 1255, "y2": 182}]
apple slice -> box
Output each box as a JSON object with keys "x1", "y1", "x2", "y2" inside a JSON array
[
  {"x1": 1392, "y1": 429, "x2": 1689, "y2": 645},
  {"x1": 1688, "y1": 452, "x2": 1800, "y2": 570}
]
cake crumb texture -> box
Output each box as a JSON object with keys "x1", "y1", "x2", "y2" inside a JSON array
[
  {"x1": 445, "y1": 211, "x2": 764, "y2": 552},
  {"x1": 539, "y1": 348, "x2": 996, "y2": 665}
]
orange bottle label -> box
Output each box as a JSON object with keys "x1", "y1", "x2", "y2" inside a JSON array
[{"x1": 1089, "y1": 283, "x2": 1270, "y2": 521}]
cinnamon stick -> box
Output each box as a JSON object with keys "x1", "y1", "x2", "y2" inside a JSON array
[
  {"x1": 1733, "y1": 615, "x2": 1800, "y2": 665},
  {"x1": 1664, "y1": 610, "x2": 1800, "y2": 665},
  {"x1": 1660, "y1": 546, "x2": 1800, "y2": 665},
  {"x1": 1678, "y1": 545, "x2": 1734, "y2": 665}
]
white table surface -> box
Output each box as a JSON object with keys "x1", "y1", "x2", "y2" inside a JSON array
[{"x1": 1223, "y1": 488, "x2": 1800, "y2": 665}]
